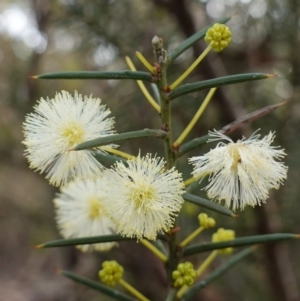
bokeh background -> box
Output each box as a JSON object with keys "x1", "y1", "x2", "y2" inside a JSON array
[{"x1": 0, "y1": 0, "x2": 299, "y2": 300}]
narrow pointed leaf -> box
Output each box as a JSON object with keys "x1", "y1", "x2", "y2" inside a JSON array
[
  {"x1": 181, "y1": 247, "x2": 255, "y2": 301},
  {"x1": 168, "y1": 16, "x2": 231, "y2": 63},
  {"x1": 36, "y1": 234, "x2": 168, "y2": 248},
  {"x1": 183, "y1": 193, "x2": 235, "y2": 217},
  {"x1": 33, "y1": 71, "x2": 153, "y2": 82},
  {"x1": 73, "y1": 129, "x2": 168, "y2": 150},
  {"x1": 36, "y1": 234, "x2": 133, "y2": 248},
  {"x1": 185, "y1": 180, "x2": 202, "y2": 194},
  {"x1": 178, "y1": 134, "x2": 209, "y2": 156},
  {"x1": 219, "y1": 101, "x2": 287, "y2": 135},
  {"x1": 93, "y1": 151, "x2": 127, "y2": 167},
  {"x1": 168, "y1": 73, "x2": 273, "y2": 100},
  {"x1": 178, "y1": 101, "x2": 286, "y2": 156},
  {"x1": 60, "y1": 270, "x2": 137, "y2": 301},
  {"x1": 182, "y1": 233, "x2": 299, "y2": 256}
]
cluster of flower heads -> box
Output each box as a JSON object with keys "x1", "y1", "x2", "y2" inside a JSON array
[
  {"x1": 23, "y1": 91, "x2": 185, "y2": 247},
  {"x1": 23, "y1": 91, "x2": 288, "y2": 252}
]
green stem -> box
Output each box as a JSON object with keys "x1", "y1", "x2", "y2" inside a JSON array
[{"x1": 152, "y1": 36, "x2": 179, "y2": 286}]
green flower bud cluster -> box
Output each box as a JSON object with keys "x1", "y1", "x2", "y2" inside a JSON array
[
  {"x1": 212, "y1": 228, "x2": 235, "y2": 255},
  {"x1": 98, "y1": 260, "x2": 124, "y2": 286},
  {"x1": 205, "y1": 23, "x2": 231, "y2": 52},
  {"x1": 172, "y1": 262, "x2": 197, "y2": 288},
  {"x1": 198, "y1": 213, "x2": 216, "y2": 228}
]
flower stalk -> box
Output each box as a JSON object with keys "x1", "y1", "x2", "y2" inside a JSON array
[
  {"x1": 125, "y1": 56, "x2": 161, "y2": 113},
  {"x1": 119, "y1": 279, "x2": 150, "y2": 301},
  {"x1": 105, "y1": 148, "x2": 135, "y2": 160},
  {"x1": 140, "y1": 239, "x2": 168, "y2": 262},
  {"x1": 169, "y1": 45, "x2": 212, "y2": 90},
  {"x1": 173, "y1": 87, "x2": 216, "y2": 147},
  {"x1": 136, "y1": 51, "x2": 156, "y2": 73},
  {"x1": 196, "y1": 250, "x2": 219, "y2": 276},
  {"x1": 180, "y1": 213, "x2": 216, "y2": 247},
  {"x1": 179, "y1": 226, "x2": 205, "y2": 248}
]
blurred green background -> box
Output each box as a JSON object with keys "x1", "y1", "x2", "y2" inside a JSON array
[{"x1": 0, "y1": 0, "x2": 299, "y2": 300}]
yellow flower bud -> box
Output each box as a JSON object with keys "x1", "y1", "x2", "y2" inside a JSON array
[
  {"x1": 212, "y1": 228, "x2": 235, "y2": 255},
  {"x1": 172, "y1": 262, "x2": 197, "y2": 288},
  {"x1": 205, "y1": 23, "x2": 232, "y2": 52},
  {"x1": 98, "y1": 260, "x2": 124, "y2": 286},
  {"x1": 198, "y1": 213, "x2": 216, "y2": 228},
  {"x1": 172, "y1": 270, "x2": 181, "y2": 279}
]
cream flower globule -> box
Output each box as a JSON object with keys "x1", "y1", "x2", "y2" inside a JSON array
[
  {"x1": 189, "y1": 130, "x2": 288, "y2": 211},
  {"x1": 54, "y1": 177, "x2": 117, "y2": 252},
  {"x1": 103, "y1": 154, "x2": 185, "y2": 240},
  {"x1": 23, "y1": 91, "x2": 116, "y2": 186}
]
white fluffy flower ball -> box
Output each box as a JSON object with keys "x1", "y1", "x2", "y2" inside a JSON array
[
  {"x1": 103, "y1": 154, "x2": 185, "y2": 240},
  {"x1": 189, "y1": 130, "x2": 288, "y2": 211},
  {"x1": 54, "y1": 177, "x2": 117, "y2": 252},
  {"x1": 23, "y1": 91, "x2": 116, "y2": 186}
]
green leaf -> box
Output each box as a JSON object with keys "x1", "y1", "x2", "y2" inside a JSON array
[
  {"x1": 181, "y1": 247, "x2": 255, "y2": 301},
  {"x1": 168, "y1": 73, "x2": 274, "y2": 100},
  {"x1": 33, "y1": 70, "x2": 153, "y2": 82},
  {"x1": 178, "y1": 135, "x2": 209, "y2": 157},
  {"x1": 36, "y1": 234, "x2": 133, "y2": 248},
  {"x1": 185, "y1": 180, "x2": 202, "y2": 194},
  {"x1": 168, "y1": 16, "x2": 231, "y2": 63},
  {"x1": 35, "y1": 234, "x2": 168, "y2": 248},
  {"x1": 93, "y1": 151, "x2": 128, "y2": 167},
  {"x1": 73, "y1": 129, "x2": 168, "y2": 150},
  {"x1": 183, "y1": 193, "x2": 235, "y2": 217},
  {"x1": 219, "y1": 101, "x2": 287, "y2": 136},
  {"x1": 60, "y1": 270, "x2": 137, "y2": 301},
  {"x1": 178, "y1": 102, "x2": 286, "y2": 156},
  {"x1": 182, "y1": 233, "x2": 299, "y2": 256}
]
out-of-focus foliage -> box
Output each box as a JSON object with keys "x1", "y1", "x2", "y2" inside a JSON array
[{"x1": 0, "y1": 0, "x2": 299, "y2": 300}]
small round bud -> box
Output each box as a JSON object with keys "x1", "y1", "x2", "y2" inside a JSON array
[
  {"x1": 198, "y1": 213, "x2": 216, "y2": 229},
  {"x1": 172, "y1": 262, "x2": 197, "y2": 288},
  {"x1": 212, "y1": 228, "x2": 235, "y2": 255},
  {"x1": 177, "y1": 263, "x2": 185, "y2": 272},
  {"x1": 207, "y1": 217, "x2": 216, "y2": 227},
  {"x1": 190, "y1": 270, "x2": 197, "y2": 279},
  {"x1": 98, "y1": 260, "x2": 124, "y2": 286},
  {"x1": 205, "y1": 23, "x2": 232, "y2": 52},
  {"x1": 174, "y1": 278, "x2": 184, "y2": 288},
  {"x1": 172, "y1": 270, "x2": 181, "y2": 279}
]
